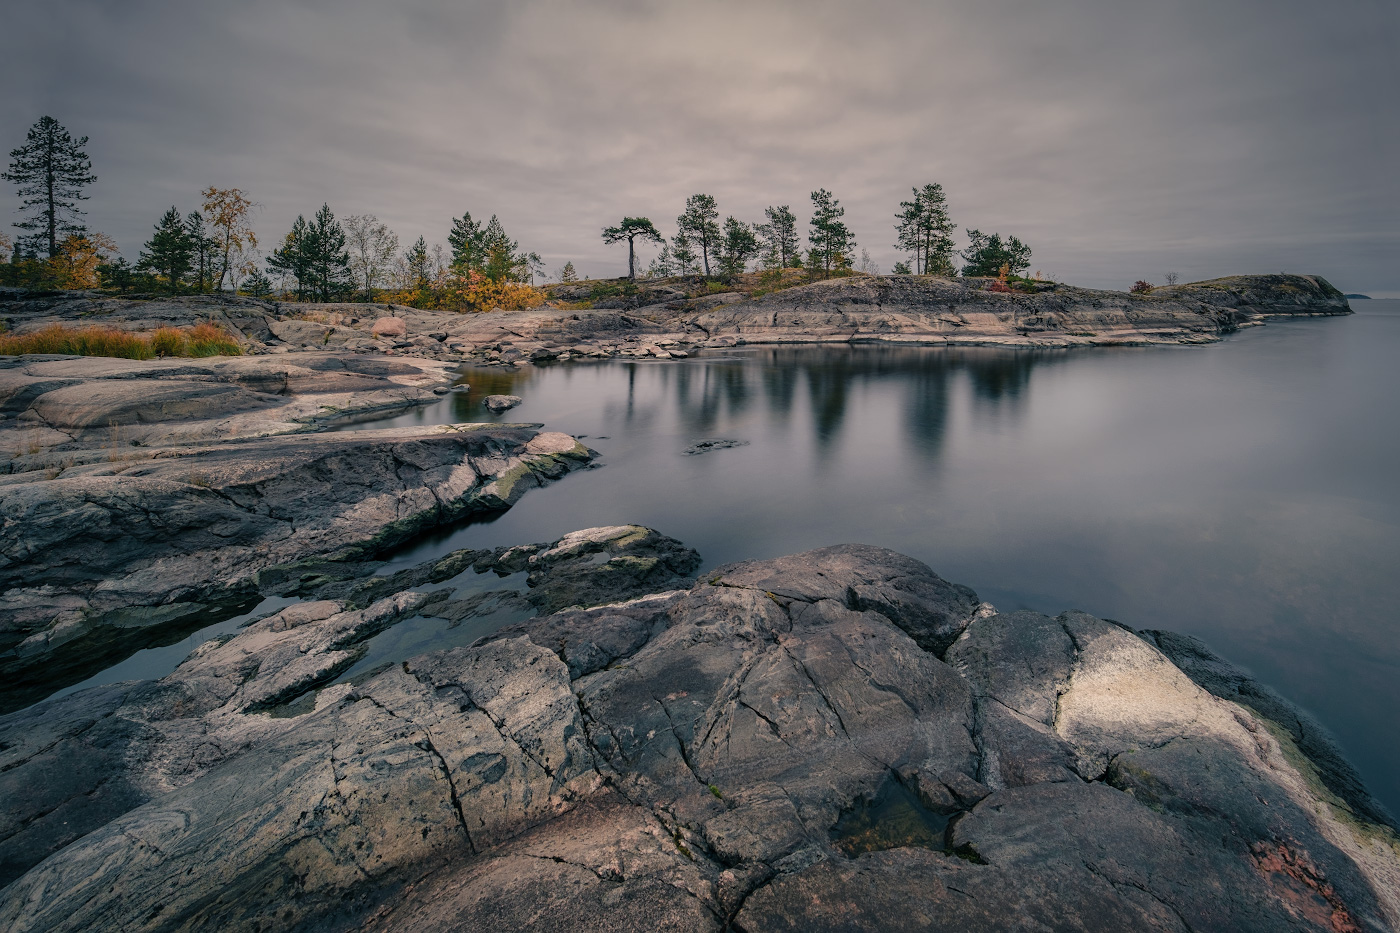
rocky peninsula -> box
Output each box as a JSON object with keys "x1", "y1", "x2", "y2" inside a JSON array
[
  {"x1": 1, "y1": 529, "x2": 1396, "y2": 931},
  {"x1": 1, "y1": 273, "x2": 1352, "y2": 368}
]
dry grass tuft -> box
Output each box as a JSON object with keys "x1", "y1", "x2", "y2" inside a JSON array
[{"x1": 0, "y1": 322, "x2": 243, "y2": 359}]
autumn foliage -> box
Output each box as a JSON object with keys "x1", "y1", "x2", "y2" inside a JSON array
[
  {"x1": 0, "y1": 322, "x2": 242, "y2": 359},
  {"x1": 1130, "y1": 280, "x2": 1155, "y2": 294},
  {"x1": 384, "y1": 270, "x2": 545, "y2": 314}
]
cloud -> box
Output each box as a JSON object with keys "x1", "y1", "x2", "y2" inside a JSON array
[{"x1": 3, "y1": 0, "x2": 1396, "y2": 291}]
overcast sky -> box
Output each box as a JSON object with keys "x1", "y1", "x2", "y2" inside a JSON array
[{"x1": 4, "y1": 0, "x2": 1397, "y2": 293}]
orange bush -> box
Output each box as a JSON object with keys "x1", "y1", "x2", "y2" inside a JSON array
[{"x1": 385, "y1": 270, "x2": 545, "y2": 313}]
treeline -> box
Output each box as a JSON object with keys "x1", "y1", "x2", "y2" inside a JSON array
[
  {"x1": 598, "y1": 184, "x2": 1033, "y2": 284},
  {"x1": 3, "y1": 115, "x2": 1041, "y2": 309}
]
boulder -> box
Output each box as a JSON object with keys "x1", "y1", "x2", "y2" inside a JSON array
[
  {"x1": 370, "y1": 316, "x2": 407, "y2": 338},
  {"x1": 483, "y1": 394, "x2": 523, "y2": 413}
]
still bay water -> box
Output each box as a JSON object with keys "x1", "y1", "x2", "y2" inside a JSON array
[
  {"x1": 44, "y1": 302, "x2": 1400, "y2": 819},
  {"x1": 372, "y1": 302, "x2": 1400, "y2": 818}
]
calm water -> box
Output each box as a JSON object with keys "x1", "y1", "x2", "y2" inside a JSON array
[
  {"x1": 38, "y1": 302, "x2": 1400, "y2": 818},
  {"x1": 375, "y1": 302, "x2": 1400, "y2": 817}
]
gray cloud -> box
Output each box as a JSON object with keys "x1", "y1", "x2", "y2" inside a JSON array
[{"x1": 4, "y1": 0, "x2": 1397, "y2": 293}]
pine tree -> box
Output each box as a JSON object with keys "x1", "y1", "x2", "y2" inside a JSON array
[
  {"x1": 403, "y1": 236, "x2": 432, "y2": 290},
  {"x1": 559, "y1": 261, "x2": 579, "y2": 283},
  {"x1": 757, "y1": 205, "x2": 801, "y2": 271},
  {"x1": 447, "y1": 211, "x2": 485, "y2": 272},
  {"x1": 241, "y1": 268, "x2": 273, "y2": 298},
  {"x1": 670, "y1": 233, "x2": 700, "y2": 275},
  {"x1": 894, "y1": 183, "x2": 957, "y2": 275},
  {"x1": 645, "y1": 244, "x2": 675, "y2": 279},
  {"x1": 266, "y1": 216, "x2": 312, "y2": 299},
  {"x1": 303, "y1": 203, "x2": 351, "y2": 301},
  {"x1": 716, "y1": 217, "x2": 759, "y2": 279},
  {"x1": 676, "y1": 194, "x2": 721, "y2": 277},
  {"x1": 184, "y1": 211, "x2": 218, "y2": 293},
  {"x1": 136, "y1": 207, "x2": 194, "y2": 294},
  {"x1": 601, "y1": 217, "x2": 664, "y2": 279},
  {"x1": 808, "y1": 189, "x2": 856, "y2": 277},
  {"x1": 3, "y1": 117, "x2": 97, "y2": 258},
  {"x1": 960, "y1": 230, "x2": 1031, "y2": 277},
  {"x1": 480, "y1": 215, "x2": 524, "y2": 282}
]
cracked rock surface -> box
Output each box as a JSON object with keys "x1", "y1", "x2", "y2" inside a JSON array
[
  {"x1": 0, "y1": 352, "x2": 595, "y2": 708},
  {"x1": 2, "y1": 537, "x2": 1396, "y2": 932}
]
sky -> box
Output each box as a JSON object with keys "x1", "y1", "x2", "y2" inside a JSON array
[{"x1": 3, "y1": 0, "x2": 1397, "y2": 294}]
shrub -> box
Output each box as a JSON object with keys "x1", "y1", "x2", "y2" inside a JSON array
[
  {"x1": 385, "y1": 270, "x2": 545, "y2": 313},
  {"x1": 986, "y1": 280, "x2": 1013, "y2": 293},
  {"x1": 1130, "y1": 280, "x2": 1154, "y2": 294}
]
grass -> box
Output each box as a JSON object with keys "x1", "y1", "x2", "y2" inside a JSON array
[{"x1": 0, "y1": 322, "x2": 243, "y2": 359}]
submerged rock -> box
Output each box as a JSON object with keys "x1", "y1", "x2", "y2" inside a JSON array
[
  {"x1": 683, "y1": 438, "x2": 749, "y2": 455},
  {"x1": 2, "y1": 536, "x2": 1395, "y2": 931}
]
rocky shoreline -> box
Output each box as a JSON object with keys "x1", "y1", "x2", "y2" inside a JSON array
[
  {"x1": 0, "y1": 350, "x2": 594, "y2": 710},
  {"x1": 1, "y1": 529, "x2": 1395, "y2": 931},
  {"x1": 1, "y1": 273, "x2": 1352, "y2": 368}
]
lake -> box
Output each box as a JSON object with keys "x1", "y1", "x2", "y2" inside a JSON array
[{"x1": 49, "y1": 301, "x2": 1400, "y2": 818}]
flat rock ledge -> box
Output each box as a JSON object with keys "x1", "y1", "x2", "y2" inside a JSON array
[{"x1": 1, "y1": 535, "x2": 1396, "y2": 932}]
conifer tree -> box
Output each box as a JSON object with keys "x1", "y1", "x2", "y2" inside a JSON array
[
  {"x1": 807, "y1": 189, "x2": 856, "y2": 276},
  {"x1": 403, "y1": 236, "x2": 432, "y2": 291},
  {"x1": 670, "y1": 234, "x2": 700, "y2": 275},
  {"x1": 185, "y1": 211, "x2": 218, "y2": 293},
  {"x1": 447, "y1": 211, "x2": 485, "y2": 272},
  {"x1": 266, "y1": 216, "x2": 312, "y2": 299},
  {"x1": 137, "y1": 207, "x2": 195, "y2": 294},
  {"x1": 3, "y1": 116, "x2": 97, "y2": 258},
  {"x1": 303, "y1": 203, "x2": 351, "y2": 301},
  {"x1": 241, "y1": 268, "x2": 273, "y2": 298},
  {"x1": 716, "y1": 217, "x2": 760, "y2": 279},
  {"x1": 894, "y1": 183, "x2": 957, "y2": 275},
  {"x1": 676, "y1": 194, "x2": 721, "y2": 277},
  {"x1": 559, "y1": 260, "x2": 579, "y2": 282},
  {"x1": 756, "y1": 205, "x2": 801, "y2": 271},
  {"x1": 960, "y1": 230, "x2": 1031, "y2": 277},
  {"x1": 601, "y1": 217, "x2": 664, "y2": 279},
  {"x1": 480, "y1": 215, "x2": 524, "y2": 282}
]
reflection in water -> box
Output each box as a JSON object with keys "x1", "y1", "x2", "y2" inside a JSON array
[{"x1": 333, "y1": 310, "x2": 1400, "y2": 818}]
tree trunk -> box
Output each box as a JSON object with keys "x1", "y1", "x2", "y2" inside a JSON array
[{"x1": 627, "y1": 236, "x2": 636, "y2": 279}]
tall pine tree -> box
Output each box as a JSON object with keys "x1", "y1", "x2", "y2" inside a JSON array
[
  {"x1": 303, "y1": 203, "x2": 350, "y2": 301},
  {"x1": 676, "y1": 194, "x2": 721, "y2": 277},
  {"x1": 894, "y1": 183, "x2": 957, "y2": 276},
  {"x1": 807, "y1": 189, "x2": 855, "y2": 276},
  {"x1": 3, "y1": 116, "x2": 97, "y2": 258}
]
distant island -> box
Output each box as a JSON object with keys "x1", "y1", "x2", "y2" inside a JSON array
[{"x1": 1345, "y1": 293, "x2": 1372, "y2": 299}]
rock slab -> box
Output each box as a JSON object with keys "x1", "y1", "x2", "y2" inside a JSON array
[{"x1": 2, "y1": 539, "x2": 1395, "y2": 932}]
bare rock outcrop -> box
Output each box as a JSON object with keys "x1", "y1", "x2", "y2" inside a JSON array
[{"x1": 2, "y1": 538, "x2": 1394, "y2": 932}]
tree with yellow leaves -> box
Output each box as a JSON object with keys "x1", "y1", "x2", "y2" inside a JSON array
[
  {"x1": 50, "y1": 232, "x2": 118, "y2": 288},
  {"x1": 201, "y1": 187, "x2": 258, "y2": 292}
]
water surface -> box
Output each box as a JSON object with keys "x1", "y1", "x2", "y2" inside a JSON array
[{"x1": 370, "y1": 302, "x2": 1400, "y2": 817}]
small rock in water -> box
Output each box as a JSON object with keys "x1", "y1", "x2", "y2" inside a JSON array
[
  {"x1": 483, "y1": 394, "x2": 523, "y2": 413},
  {"x1": 684, "y1": 438, "x2": 749, "y2": 455}
]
